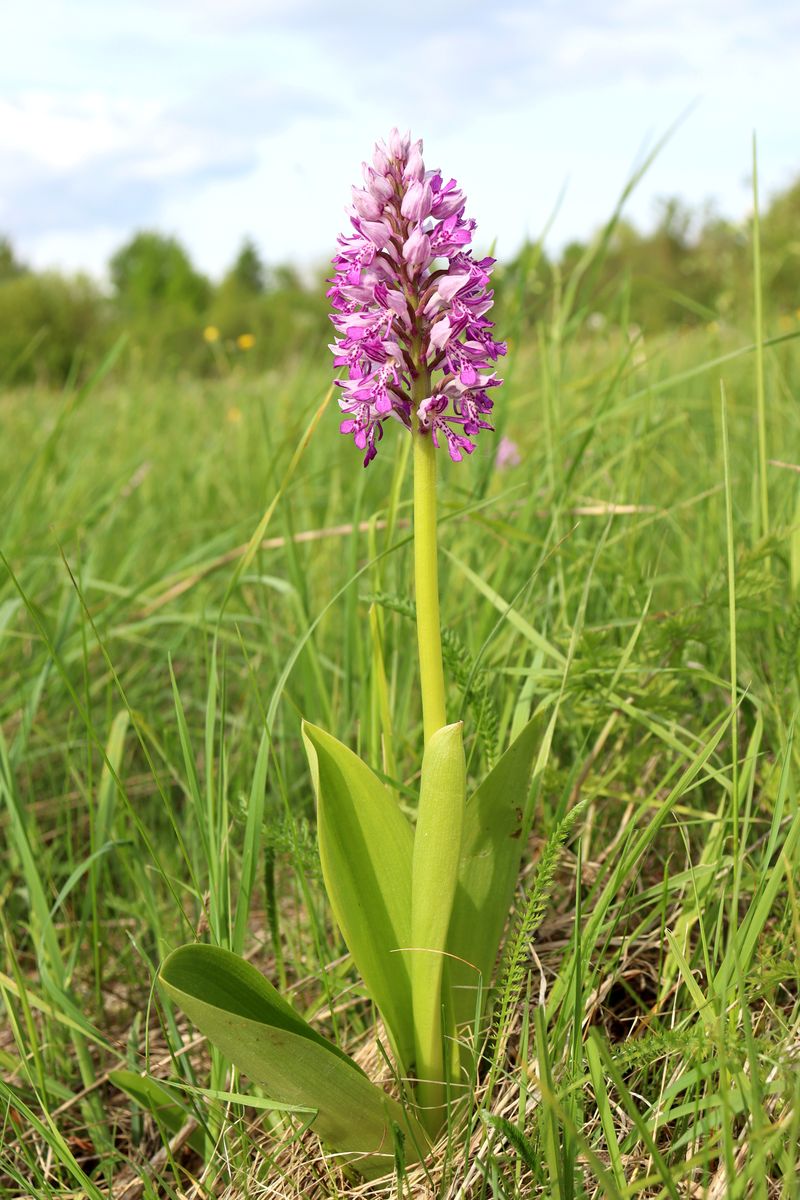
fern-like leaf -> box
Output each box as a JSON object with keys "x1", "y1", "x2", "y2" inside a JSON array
[{"x1": 489, "y1": 799, "x2": 589, "y2": 1055}]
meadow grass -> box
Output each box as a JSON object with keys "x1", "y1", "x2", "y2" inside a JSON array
[{"x1": 1, "y1": 261, "x2": 800, "y2": 1198}]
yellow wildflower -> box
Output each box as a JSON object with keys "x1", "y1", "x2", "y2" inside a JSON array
[
  {"x1": 227, "y1": 405, "x2": 243, "y2": 424},
  {"x1": 237, "y1": 333, "x2": 255, "y2": 350},
  {"x1": 203, "y1": 325, "x2": 220, "y2": 343}
]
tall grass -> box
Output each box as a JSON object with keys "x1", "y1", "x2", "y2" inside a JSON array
[{"x1": 1, "y1": 228, "x2": 799, "y2": 1197}]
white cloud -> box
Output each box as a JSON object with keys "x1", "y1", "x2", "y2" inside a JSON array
[
  {"x1": 0, "y1": 0, "x2": 798, "y2": 276},
  {"x1": 0, "y1": 92, "x2": 159, "y2": 172},
  {"x1": 0, "y1": 76, "x2": 339, "y2": 252}
]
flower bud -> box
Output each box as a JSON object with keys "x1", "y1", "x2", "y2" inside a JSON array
[
  {"x1": 361, "y1": 219, "x2": 393, "y2": 250},
  {"x1": 365, "y1": 168, "x2": 394, "y2": 203},
  {"x1": 432, "y1": 182, "x2": 464, "y2": 220},
  {"x1": 401, "y1": 180, "x2": 433, "y2": 221},
  {"x1": 388, "y1": 127, "x2": 411, "y2": 160},
  {"x1": 402, "y1": 228, "x2": 431, "y2": 266},
  {"x1": 352, "y1": 187, "x2": 382, "y2": 220},
  {"x1": 404, "y1": 143, "x2": 425, "y2": 182},
  {"x1": 436, "y1": 272, "x2": 470, "y2": 302}
]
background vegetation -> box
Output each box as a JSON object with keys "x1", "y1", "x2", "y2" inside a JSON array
[
  {"x1": 1, "y1": 172, "x2": 799, "y2": 1197},
  {"x1": 2, "y1": 174, "x2": 800, "y2": 387}
]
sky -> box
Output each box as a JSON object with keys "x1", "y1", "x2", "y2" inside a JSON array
[{"x1": 1, "y1": 0, "x2": 798, "y2": 281}]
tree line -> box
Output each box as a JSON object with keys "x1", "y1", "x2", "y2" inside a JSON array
[{"x1": 1, "y1": 175, "x2": 799, "y2": 386}]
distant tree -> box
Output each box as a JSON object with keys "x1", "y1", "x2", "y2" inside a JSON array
[
  {"x1": 226, "y1": 238, "x2": 267, "y2": 294},
  {"x1": 652, "y1": 196, "x2": 694, "y2": 247},
  {"x1": 110, "y1": 232, "x2": 210, "y2": 314},
  {"x1": 270, "y1": 263, "x2": 303, "y2": 292},
  {"x1": 608, "y1": 219, "x2": 641, "y2": 255},
  {"x1": 0, "y1": 236, "x2": 27, "y2": 282},
  {"x1": 560, "y1": 239, "x2": 587, "y2": 274},
  {"x1": 761, "y1": 178, "x2": 800, "y2": 311},
  {"x1": 761, "y1": 177, "x2": 800, "y2": 245},
  {"x1": 0, "y1": 271, "x2": 108, "y2": 385}
]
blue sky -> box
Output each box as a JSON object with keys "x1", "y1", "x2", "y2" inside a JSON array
[{"x1": 1, "y1": 0, "x2": 798, "y2": 279}]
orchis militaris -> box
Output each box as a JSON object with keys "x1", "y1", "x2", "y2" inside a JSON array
[
  {"x1": 159, "y1": 131, "x2": 539, "y2": 1180},
  {"x1": 329, "y1": 127, "x2": 505, "y2": 468},
  {"x1": 329, "y1": 127, "x2": 505, "y2": 745}
]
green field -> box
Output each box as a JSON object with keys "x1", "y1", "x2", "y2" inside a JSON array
[{"x1": 2, "y1": 284, "x2": 800, "y2": 1195}]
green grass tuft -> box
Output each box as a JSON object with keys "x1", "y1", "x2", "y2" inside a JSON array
[{"x1": 2, "y1": 199, "x2": 800, "y2": 1197}]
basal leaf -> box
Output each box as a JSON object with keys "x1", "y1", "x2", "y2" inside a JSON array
[
  {"x1": 302, "y1": 721, "x2": 415, "y2": 1071},
  {"x1": 159, "y1": 944, "x2": 426, "y2": 1179},
  {"x1": 447, "y1": 712, "x2": 541, "y2": 1029},
  {"x1": 410, "y1": 722, "x2": 466, "y2": 1131}
]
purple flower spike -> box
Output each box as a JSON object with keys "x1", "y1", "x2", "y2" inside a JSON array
[{"x1": 329, "y1": 129, "x2": 506, "y2": 466}]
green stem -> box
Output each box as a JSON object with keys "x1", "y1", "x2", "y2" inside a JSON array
[{"x1": 412, "y1": 369, "x2": 446, "y2": 745}]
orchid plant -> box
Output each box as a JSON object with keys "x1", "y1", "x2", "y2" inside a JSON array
[{"x1": 159, "y1": 130, "x2": 541, "y2": 1180}]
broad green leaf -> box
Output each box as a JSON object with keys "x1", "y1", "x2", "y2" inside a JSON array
[
  {"x1": 159, "y1": 945, "x2": 426, "y2": 1180},
  {"x1": 109, "y1": 1070, "x2": 206, "y2": 1154},
  {"x1": 302, "y1": 721, "x2": 415, "y2": 1071},
  {"x1": 447, "y1": 712, "x2": 541, "y2": 1028},
  {"x1": 410, "y1": 723, "x2": 466, "y2": 1131}
]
